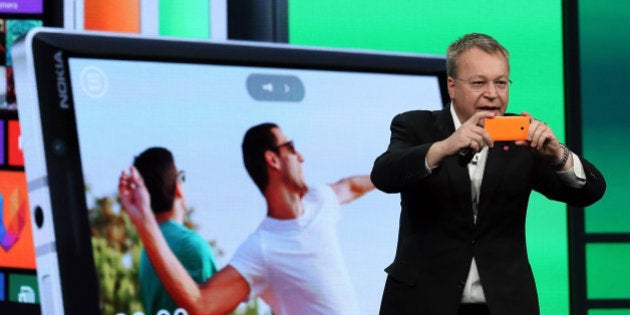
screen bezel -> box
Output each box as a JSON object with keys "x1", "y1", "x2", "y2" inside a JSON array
[{"x1": 21, "y1": 28, "x2": 447, "y2": 314}]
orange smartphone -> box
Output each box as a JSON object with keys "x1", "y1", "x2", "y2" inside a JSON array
[{"x1": 484, "y1": 116, "x2": 530, "y2": 141}]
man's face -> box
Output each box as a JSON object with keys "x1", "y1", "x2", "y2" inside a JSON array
[
  {"x1": 271, "y1": 127, "x2": 308, "y2": 195},
  {"x1": 447, "y1": 47, "x2": 510, "y2": 123},
  {"x1": 175, "y1": 169, "x2": 189, "y2": 214}
]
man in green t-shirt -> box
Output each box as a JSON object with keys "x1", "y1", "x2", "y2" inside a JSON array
[{"x1": 133, "y1": 147, "x2": 218, "y2": 315}]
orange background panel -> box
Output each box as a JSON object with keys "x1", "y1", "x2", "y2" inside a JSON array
[
  {"x1": 0, "y1": 171, "x2": 36, "y2": 269},
  {"x1": 84, "y1": 0, "x2": 140, "y2": 33}
]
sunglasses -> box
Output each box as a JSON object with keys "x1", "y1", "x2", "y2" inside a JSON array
[{"x1": 271, "y1": 140, "x2": 296, "y2": 154}]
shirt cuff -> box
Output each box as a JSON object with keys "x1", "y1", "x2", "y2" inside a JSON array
[
  {"x1": 555, "y1": 152, "x2": 586, "y2": 188},
  {"x1": 425, "y1": 158, "x2": 439, "y2": 173}
]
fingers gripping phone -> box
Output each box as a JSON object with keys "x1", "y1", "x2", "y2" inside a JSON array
[{"x1": 484, "y1": 116, "x2": 530, "y2": 141}]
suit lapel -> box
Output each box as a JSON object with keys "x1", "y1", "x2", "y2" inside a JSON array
[{"x1": 436, "y1": 108, "x2": 475, "y2": 224}]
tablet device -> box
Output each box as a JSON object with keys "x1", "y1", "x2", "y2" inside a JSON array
[
  {"x1": 484, "y1": 115, "x2": 530, "y2": 141},
  {"x1": 12, "y1": 27, "x2": 447, "y2": 315}
]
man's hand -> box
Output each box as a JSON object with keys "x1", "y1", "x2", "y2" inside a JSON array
[
  {"x1": 427, "y1": 111, "x2": 495, "y2": 167},
  {"x1": 515, "y1": 112, "x2": 570, "y2": 166},
  {"x1": 118, "y1": 166, "x2": 154, "y2": 227},
  {"x1": 331, "y1": 175, "x2": 375, "y2": 204},
  {"x1": 450, "y1": 111, "x2": 496, "y2": 153}
]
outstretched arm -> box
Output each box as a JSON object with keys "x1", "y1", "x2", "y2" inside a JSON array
[
  {"x1": 119, "y1": 167, "x2": 249, "y2": 315},
  {"x1": 330, "y1": 175, "x2": 375, "y2": 204}
]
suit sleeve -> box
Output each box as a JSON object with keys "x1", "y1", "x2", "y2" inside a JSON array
[
  {"x1": 371, "y1": 111, "x2": 436, "y2": 193},
  {"x1": 533, "y1": 154, "x2": 606, "y2": 207}
]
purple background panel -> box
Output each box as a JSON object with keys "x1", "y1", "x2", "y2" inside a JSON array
[{"x1": 0, "y1": 1, "x2": 43, "y2": 14}]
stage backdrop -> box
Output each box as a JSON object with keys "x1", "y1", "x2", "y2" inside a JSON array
[
  {"x1": 60, "y1": 1, "x2": 629, "y2": 313},
  {"x1": 580, "y1": 0, "x2": 630, "y2": 314},
  {"x1": 288, "y1": 1, "x2": 568, "y2": 314}
]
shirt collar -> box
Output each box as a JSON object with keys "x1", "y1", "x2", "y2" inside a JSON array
[{"x1": 450, "y1": 102, "x2": 463, "y2": 130}]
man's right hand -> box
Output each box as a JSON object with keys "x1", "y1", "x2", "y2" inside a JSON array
[
  {"x1": 426, "y1": 111, "x2": 495, "y2": 167},
  {"x1": 118, "y1": 166, "x2": 154, "y2": 228}
]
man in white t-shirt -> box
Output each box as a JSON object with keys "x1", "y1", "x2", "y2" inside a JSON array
[
  {"x1": 119, "y1": 122, "x2": 374, "y2": 315},
  {"x1": 229, "y1": 184, "x2": 358, "y2": 314}
]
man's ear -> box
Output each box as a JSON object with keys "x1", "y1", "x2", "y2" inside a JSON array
[
  {"x1": 174, "y1": 180, "x2": 184, "y2": 198},
  {"x1": 265, "y1": 150, "x2": 281, "y2": 170},
  {"x1": 447, "y1": 76, "x2": 456, "y2": 99}
]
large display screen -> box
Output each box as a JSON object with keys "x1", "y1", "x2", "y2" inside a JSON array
[
  {"x1": 1, "y1": 2, "x2": 61, "y2": 313},
  {"x1": 66, "y1": 56, "x2": 443, "y2": 314},
  {"x1": 0, "y1": 100, "x2": 36, "y2": 312}
]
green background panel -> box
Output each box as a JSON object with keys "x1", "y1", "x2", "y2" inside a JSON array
[
  {"x1": 290, "y1": 1, "x2": 568, "y2": 314},
  {"x1": 159, "y1": 0, "x2": 210, "y2": 38},
  {"x1": 579, "y1": 0, "x2": 630, "y2": 233},
  {"x1": 589, "y1": 311, "x2": 630, "y2": 315},
  {"x1": 586, "y1": 244, "x2": 630, "y2": 299}
]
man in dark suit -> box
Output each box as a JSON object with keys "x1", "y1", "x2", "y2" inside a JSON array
[{"x1": 370, "y1": 33, "x2": 606, "y2": 315}]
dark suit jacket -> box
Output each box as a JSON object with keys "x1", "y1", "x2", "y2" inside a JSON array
[{"x1": 370, "y1": 108, "x2": 606, "y2": 315}]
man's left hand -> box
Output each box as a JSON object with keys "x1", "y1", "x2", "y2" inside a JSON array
[{"x1": 515, "y1": 112, "x2": 569, "y2": 168}]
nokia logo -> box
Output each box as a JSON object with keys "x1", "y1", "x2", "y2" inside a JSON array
[{"x1": 54, "y1": 51, "x2": 70, "y2": 109}]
